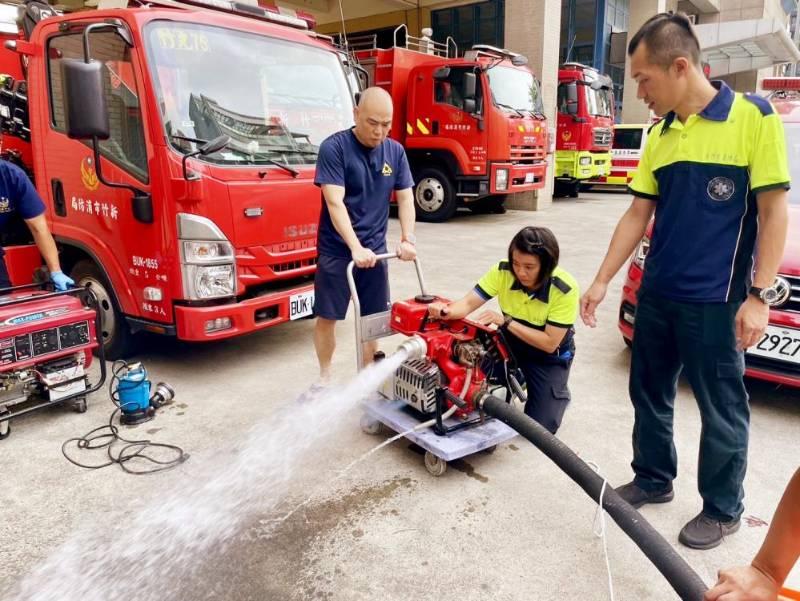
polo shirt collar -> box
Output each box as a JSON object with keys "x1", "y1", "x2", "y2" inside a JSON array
[
  {"x1": 660, "y1": 80, "x2": 734, "y2": 135},
  {"x1": 511, "y1": 277, "x2": 551, "y2": 302}
]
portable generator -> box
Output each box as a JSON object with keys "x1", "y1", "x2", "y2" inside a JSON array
[{"x1": 0, "y1": 285, "x2": 106, "y2": 440}]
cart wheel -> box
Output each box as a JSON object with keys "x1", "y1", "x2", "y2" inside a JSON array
[
  {"x1": 72, "y1": 398, "x2": 88, "y2": 414},
  {"x1": 0, "y1": 412, "x2": 10, "y2": 440},
  {"x1": 424, "y1": 451, "x2": 447, "y2": 477},
  {"x1": 360, "y1": 413, "x2": 383, "y2": 435},
  {"x1": 483, "y1": 445, "x2": 498, "y2": 455}
]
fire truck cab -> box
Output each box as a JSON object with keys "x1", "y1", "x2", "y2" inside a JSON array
[
  {"x1": 0, "y1": 0, "x2": 359, "y2": 358},
  {"x1": 351, "y1": 26, "x2": 549, "y2": 222},
  {"x1": 555, "y1": 62, "x2": 614, "y2": 197}
]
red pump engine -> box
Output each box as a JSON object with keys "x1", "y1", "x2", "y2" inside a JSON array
[{"x1": 389, "y1": 295, "x2": 510, "y2": 424}]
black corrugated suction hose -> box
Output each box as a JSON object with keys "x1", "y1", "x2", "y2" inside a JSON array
[{"x1": 481, "y1": 394, "x2": 708, "y2": 601}]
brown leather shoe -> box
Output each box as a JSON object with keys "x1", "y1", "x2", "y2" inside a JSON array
[
  {"x1": 615, "y1": 481, "x2": 674, "y2": 509},
  {"x1": 678, "y1": 512, "x2": 741, "y2": 550}
]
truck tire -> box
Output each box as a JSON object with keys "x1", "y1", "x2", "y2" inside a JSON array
[
  {"x1": 70, "y1": 260, "x2": 135, "y2": 360},
  {"x1": 413, "y1": 167, "x2": 457, "y2": 223}
]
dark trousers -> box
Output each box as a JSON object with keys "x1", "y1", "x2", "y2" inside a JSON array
[
  {"x1": 630, "y1": 289, "x2": 749, "y2": 521},
  {"x1": 487, "y1": 338, "x2": 574, "y2": 435}
]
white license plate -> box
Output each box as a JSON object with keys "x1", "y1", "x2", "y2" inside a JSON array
[
  {"x1": 746, "y1": 324, "x2": 800, "y2": 365},
  {"x1": 524, "y1": 172, "x2": 535, "y2": 184},
  {"x1": 289, "y1": 291, "x2": 314, "y2": 320}
]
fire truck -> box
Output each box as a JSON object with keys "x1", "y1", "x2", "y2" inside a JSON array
[
  {"x1": 554, "y1": 63, "x2": 614, "y2": 197},
  {"x1": 0, "y1": 0, "x2": 360, "y2": 358},
  {"x1": 349, "y1": 26, "x2": 549, "y2": 222}
]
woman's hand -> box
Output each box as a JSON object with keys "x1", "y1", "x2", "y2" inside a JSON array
[
  {"x1": 474, "y1": 309, "x2": 505, "y2": 328},
  {"x1": 428, "y1": 301, "x2": 451, "y2": 319}
]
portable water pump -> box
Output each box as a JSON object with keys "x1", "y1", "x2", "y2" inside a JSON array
[{"x1": 114, "y1": 362, "x2": 175, "y2": 425}]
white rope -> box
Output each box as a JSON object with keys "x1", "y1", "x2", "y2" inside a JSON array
[{"x1": 587, "y1": 461, "x2": 616, "y2": 601}]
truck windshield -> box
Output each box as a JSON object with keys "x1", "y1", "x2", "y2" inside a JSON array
[
  {"x1": 145, "y1": 22, "x2": 354, "y2": 166},
  {"x1": 487, "y1": 66, "x2": 544, "y2": 115},
  {"x1": 585, "y1": 85, "x2": 613, "y2": 118},
  {"x1": 785, "y1": 123, "x2": 800, "y2": 205}
]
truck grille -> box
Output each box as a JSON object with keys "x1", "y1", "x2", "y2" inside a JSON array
[
  {"x1": 593, "y1": 128, "x2": 612, "y2": 147},
  {"x1": 274, "y1": 257, "x2": 316, "y2": 273},
  {"x1": 510, "y1": 146, "x2": 545, "y2": 164},
  {"x1": 779, "y1": 274, "x2": 800, "y2": 313}
]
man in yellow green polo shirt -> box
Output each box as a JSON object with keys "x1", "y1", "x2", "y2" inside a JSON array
[
  {"x1": 580, "y1": 13, "x2": 790, "y2": 550},
  {"x1": 428, "y1": 226, "x2": 579, "y2": 434}
]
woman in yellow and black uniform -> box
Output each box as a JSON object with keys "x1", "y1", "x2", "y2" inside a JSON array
[{"x1": 428, "y1": 226, "x2": 579, "y2": 434}]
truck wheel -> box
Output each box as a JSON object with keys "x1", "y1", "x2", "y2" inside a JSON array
[
  {"x1": 414, "y1": 167, "x2": 457, "y2": 223},
  {"x1": 71, "y1": 260, "x2": 135, "y2": 360},
  {"x1": 568, "y1": 181, "x2": 580, "y2": 198},
  {"x1": 0, "y1": 411, "x2": 10, "y2": 440}
]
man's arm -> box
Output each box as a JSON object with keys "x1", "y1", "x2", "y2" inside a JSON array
[
  {"x1": 395, "y1": 187, "x2": 416, "y2": 261},
  {"x1": 735, "y1": 188, "x2": 789, "y2": 349},
  {"x1": 320, "y1": 184, "x2": 376, "y2": 268},
  {"x1": 580, "y1": 197, "x2": 655, "y2": 327},
  {"x1": 25, "y1": 214, "x2": 62, "y2": 273},
  {"x1": 705, "y1": 468, "x2": 800, "y2": 601}
]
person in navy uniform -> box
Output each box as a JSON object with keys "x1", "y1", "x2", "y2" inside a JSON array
[
  {"x1": 311, "y1": 87, "x2": 416, "y2": 389},
  {"x1": 0, "y1": 160, "x2": 74, "y2": 291}
]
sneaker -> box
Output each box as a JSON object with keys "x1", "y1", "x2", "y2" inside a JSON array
[
  {"x1": 615, "y1": 481, "x2": 675, "y2": 509},
  {"x1": 296, "y1": 381, "x2": 329, "y2": 404},
  {"x1": 678, "y1": 512, "x2": 741, "y2": 550}
]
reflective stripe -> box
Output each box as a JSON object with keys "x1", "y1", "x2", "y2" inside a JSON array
[{"x1": 416, "y1": 118, "x2": 430, "y2": 135}]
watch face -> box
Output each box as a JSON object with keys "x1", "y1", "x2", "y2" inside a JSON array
[{"x1": 763, "y1": 288, "x2": 779, "y2": 305}]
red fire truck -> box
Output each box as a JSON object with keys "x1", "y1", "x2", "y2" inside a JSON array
[
  {"x1": 349, "y1": 26, "x2": 549, "y2": 222},
  {"x1": 554, "y1": 63, "x2": 614, "y2": 197},
  {"x1": 0, "y1": 0, "x2": 359, "y2": 358}
]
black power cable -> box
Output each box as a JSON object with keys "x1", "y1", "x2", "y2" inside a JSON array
[{"x1": 61, "y1": 360, "x2": 189, "y2": 474}]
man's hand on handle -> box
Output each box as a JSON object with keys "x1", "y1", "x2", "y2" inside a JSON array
[
  {"x1": 580, "y1": 281, "x2": 608, "y2": 328},
  {"x1": 351, "y1": 246, "x2": 377, "y2": 268},
  {"x1": 735, "y1": 296, "x2": 769, "y2": 350},
  {"x1": 50, "y1": 271, "x2": 75, "y2": 292},
  {"x1": 396, "y1": 240, "x2": 417, "y2": 261}
]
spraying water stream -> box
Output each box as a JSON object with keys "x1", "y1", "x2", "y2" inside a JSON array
[{"x1": 2, "y1": 350, "x2": 410, "y2": 601}]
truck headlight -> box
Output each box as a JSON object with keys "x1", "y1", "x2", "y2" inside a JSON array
[
  {"x1": 178, "y1": 214, "x2": 236, "y2": 300},
  {"x1": 495, "y1": 168, "x2": 509, "y2": 191},
  {"x1": 184, "y1": 264, "x2": 235, "y2": 299},
  {"x1": 633, "y1": 235, "x2": 651, "y2": 269},
  {"x1": 579, "y1": 156, "x2": 592, "y2": 166},
  {"x1": 182, "y1": 241, "x2": 234, "y2": 264}
]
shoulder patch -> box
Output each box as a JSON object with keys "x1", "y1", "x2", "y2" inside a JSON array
[
  {"x1": 552, "y1": 276, "x2": 572, "y2": 295},
  {"x1": 743, "y1": 93, "x2": 773, "y2": 116},
  {"x1": 498, "y1": 261, "x2": 512, "y2": 271}
]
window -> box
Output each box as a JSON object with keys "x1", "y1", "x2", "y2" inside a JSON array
[
  {"x1": 48, "y1": 30, "x2": 148, "y2": 181},
  {"x1": 431, "y1": 0, "x2": 503, "y2": 56},
  {"x1": 613, "y1": 128, "x2": 643, "y2": 150},
  {"x1": 435, "y1": 68, "x2": 474, "y2": 111}
]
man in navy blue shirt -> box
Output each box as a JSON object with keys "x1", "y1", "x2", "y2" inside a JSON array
[
  {"x1": 312, "y1": 87, "x2": 416, "y2": 385},
  {"x1": 0, "y1": 160, "x2": 74, "y2": 291}
]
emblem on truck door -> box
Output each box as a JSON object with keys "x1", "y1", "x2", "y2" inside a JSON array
[{"x1": 80, "y1": 157, "x2": 100, "y2": 192}]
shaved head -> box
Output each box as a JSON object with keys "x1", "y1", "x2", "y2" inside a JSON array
[{"x1": 353, "y1": 86, "x2": 393, "y2": 148}]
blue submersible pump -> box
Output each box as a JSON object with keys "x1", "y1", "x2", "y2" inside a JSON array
[{"x1": 114, "y1": 362, "x2": 175, "y2": 425}]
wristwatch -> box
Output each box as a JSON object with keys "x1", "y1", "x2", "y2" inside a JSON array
[
  {"x1": 502, "y1": 315, "x2": 514, "y2": 329},
  {"x1": 402, "y1": 233, "x2": 417, "y2": 245},
  {"x1": 749, "y1": 285, "x2": 779, "y2": 306}
]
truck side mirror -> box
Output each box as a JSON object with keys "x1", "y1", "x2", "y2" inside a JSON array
[
  {"x1": 566, "y1": 82, "x2": 578, "y2": 116},
  {"x1": 463, "y1": 71, "x2": 476, "y2": 99},
  {"x1": 61, "y1": 58, "x2": 109, "y2": 140},
  {"x1": 463, "y1": 98, "x2": 476, "y2": 114}
]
